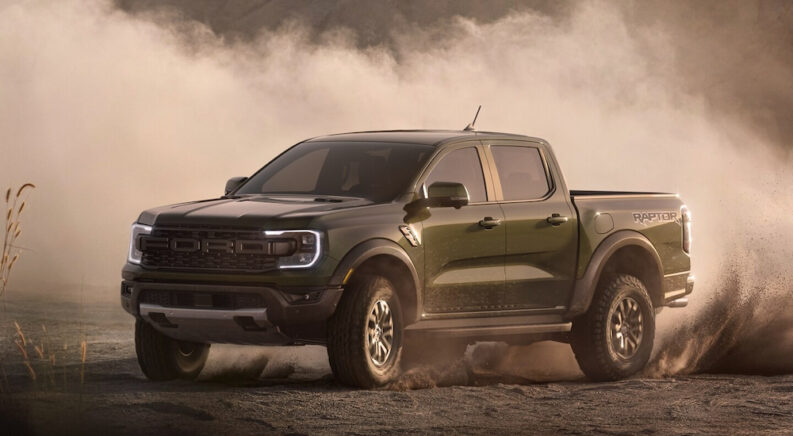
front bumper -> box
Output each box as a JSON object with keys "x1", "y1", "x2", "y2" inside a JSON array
[{"x1": 121, "y1": 280, "x2": 343, "y2": 345}]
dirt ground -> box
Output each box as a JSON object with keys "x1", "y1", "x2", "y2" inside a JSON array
[{"x1": 1, "y1": 293, "x2": 792, "y2": 435}]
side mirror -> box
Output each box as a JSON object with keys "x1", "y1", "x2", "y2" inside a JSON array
[
  {"x1": 426, "y1": 181, "x2": 469, "y2": 209},
  {"x1": 225, "y1": 177, "x2": 248, "y2": 195}
]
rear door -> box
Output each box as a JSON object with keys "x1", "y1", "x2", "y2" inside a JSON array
[
  {"x1": 418, "y1": 143, "x2": 506, "y2": 314},
  {"x1": 484, "y1": 141, "x2": 578, "y2": 309}
]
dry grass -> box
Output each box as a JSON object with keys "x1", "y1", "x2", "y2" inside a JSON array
[
  {"x1": 8, "y1": 320, "x2": 88, "y2": 392},
  {"x1": 80, "y1": 340, "x2": 87, "y2": 385},
  {"x1": 1, "y1": 183, "x2": 35, "y2": 299},
  {"x1": 1, "y1": 184, "x2": 90, "y2": 393},
  {"x1": 1, "y1": 184, "x2": 38, "y2": 392},
  {"x1": 13, "y1": 322, "x2": 36, "y2": 382}
]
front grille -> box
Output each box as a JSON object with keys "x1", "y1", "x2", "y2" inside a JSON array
[
  {"x1": 142, "y1": 250, "x2": 277, "y2": 272},
  {"x1": 139, "y1": 227, "x2": 280, "y2": 272},
  {"x1": 140, "y1": 289, "x2": 265, "y2": 309}
]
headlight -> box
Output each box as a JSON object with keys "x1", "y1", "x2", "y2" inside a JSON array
[
  {"x1": 265, "y1": 230, "x2": 322, "y2": 269},
  {"x1": 128, "y1": 223, "x2": 152, "y2": 264}
]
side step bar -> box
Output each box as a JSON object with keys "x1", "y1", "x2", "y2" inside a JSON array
[
  {"x1": 412, "y1": 322, "x2": 572, "y2": 338},
  {"x1": 405, "y1": 312, "x2": 572, "y2": 340}
]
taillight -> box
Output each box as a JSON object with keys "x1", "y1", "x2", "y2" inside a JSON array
[{"x1": 681, "y1": 205, "x2": 692, "y2": 254}]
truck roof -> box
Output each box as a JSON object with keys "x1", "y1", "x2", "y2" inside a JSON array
[{"x1": 305, "y1": 130, "x2": 546, "y2": 146}]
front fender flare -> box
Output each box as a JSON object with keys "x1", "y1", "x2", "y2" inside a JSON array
[{"x1": 329, "y1": 238, "x2": 422, "y2": 321}]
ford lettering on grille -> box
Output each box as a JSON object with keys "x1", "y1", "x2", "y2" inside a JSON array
[
  {"x1": 141, "y1": 237, "x2": 270, "y2": 254},
  {"x1": 138, "y1": 228, "x2": 291, "y2": 272}
]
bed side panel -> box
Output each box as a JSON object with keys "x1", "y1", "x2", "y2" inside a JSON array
[{"x1": 572, "y1": 194, "x2": 691, "y2": 278}]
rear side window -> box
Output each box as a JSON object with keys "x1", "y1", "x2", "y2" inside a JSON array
[
  {"x1": 425, "y1": 147, "x2": 487, "y2": 203},
  {"x1": 491, "y1": 146, "x2": 550, "y2": 201}
]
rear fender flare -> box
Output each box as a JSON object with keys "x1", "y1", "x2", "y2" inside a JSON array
[{"x1": 566, "y1": 230, "x2": 663, "y2": 319}]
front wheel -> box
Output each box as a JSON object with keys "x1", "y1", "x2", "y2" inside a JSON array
[
  {"x1": 570, "y1": 274, "x2": 655, "y2": 381},
  {"x1": 135, "y1": 319, "x2": 210, "y2": 381},
  {"x1": 327, "y1": 274, "x2": 403, "y2": 388}
]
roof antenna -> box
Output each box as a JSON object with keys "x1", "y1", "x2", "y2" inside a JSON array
[{"x1": 463, "y1": 105, "x2": 482, "y2": 131}]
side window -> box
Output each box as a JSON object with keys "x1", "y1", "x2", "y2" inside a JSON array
[
  {"x1": 491, "y1": 146, "x2": 550, "y2": 201},
  {"x1": 425, "y1": 147, "x2": 487, "y2": 203}
]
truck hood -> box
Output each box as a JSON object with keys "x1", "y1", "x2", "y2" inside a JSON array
[{"x1": 137, "y1": 195, "x2": 373, "y2": 228}]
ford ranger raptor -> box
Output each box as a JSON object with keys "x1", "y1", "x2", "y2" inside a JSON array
[{"x1": 121, "y1": 130, "x2": 694, "y2": 387}]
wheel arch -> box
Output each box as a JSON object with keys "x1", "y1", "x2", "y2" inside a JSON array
[
  {"x1": 329, "y1": 239, "x2": 422, "y2": 325},
  {"x1": 566, "y1": 230, "x2": 664, "y2": 318}
]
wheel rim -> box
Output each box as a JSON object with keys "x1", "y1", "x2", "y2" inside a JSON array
[
  {"x1": 177, "y1": 341, "x2": 197, "y2": 357},
  {"x1": 366, "y1": 299, "x2": 394, "y2": 367},
  {"x1": 608, "y1": 296, "x2": 644, "y2": 360},
  {"x1": 172, "y1": 341, "x2": 208, "y2": 375}
]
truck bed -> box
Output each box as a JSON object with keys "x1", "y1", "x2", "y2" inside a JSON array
[
  {"x1": 570, "y1": 190, "x2": 672, "y2": 197},
  {"x1": 569, "y1": 190, "x2": 690, "y2": 305}
]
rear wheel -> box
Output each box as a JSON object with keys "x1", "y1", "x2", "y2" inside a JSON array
[
  {"x1": 570, "y1": 274, "x2": 655, "y2": 381},
  {"x1": 135, "y1": 319, "x2": 210, "y2": 381},
  {"x1": 327, "y1": 274, "x2": 403, "y2": 388}
]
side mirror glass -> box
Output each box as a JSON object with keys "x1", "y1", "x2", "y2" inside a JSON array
[
  {"x1": 426, "y1": 181, "x2": 469, "y2": 209},
  {"x1": 225, "y1": 177, "x2": 248, "y2": 195}
]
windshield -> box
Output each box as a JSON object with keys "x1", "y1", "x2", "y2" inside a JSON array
[{"x1": 235, "y1": 141, "x2": 434, "y2": 202}]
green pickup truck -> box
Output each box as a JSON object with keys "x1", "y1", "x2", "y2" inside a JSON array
[{"x1": 121, "y1": 130, "x2": 694, "y2": 387}]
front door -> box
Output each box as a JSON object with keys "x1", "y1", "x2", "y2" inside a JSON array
[
  {"x1": 419, "y1": 145, "x2": 506, "y2": 314},
  {"x1": 487, "y1": 142, "x2": 578, "y2": 309}
]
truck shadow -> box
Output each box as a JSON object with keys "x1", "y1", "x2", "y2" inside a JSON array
[{"x1": 3, "y1": 341, "x2": 586, "y2": 394}]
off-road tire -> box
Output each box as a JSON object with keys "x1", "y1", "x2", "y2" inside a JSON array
[
  {"x1": 327, "y1": 274, "x2": 403, "y2": 388},
  {"x1": 135, "y1": 319, "x2": 210, "y2": 381},
  {"x1": 571, "y1": 274, "x2": 655, "y2": 381}
]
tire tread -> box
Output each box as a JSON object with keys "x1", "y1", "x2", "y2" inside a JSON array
[
  {"x1": 327, "y1": 275, "x2": 401, "y2": 388},
  {"x1": 571, "y1": 274, "x2": 655, "y2": 381},
  {"x1": 135, "y1": 319, "x2": 209, "y2": 381},
  {"x1": 135, "y1": 319, "x2": 178, "y2": 381}
]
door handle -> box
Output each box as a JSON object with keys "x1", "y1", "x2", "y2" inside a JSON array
[
  {"x1": 479, "y1": 217, "x2": 502, "y2": 229},
  {"x1": 546, "y1": 213, "x2": 569, "y2": 226}
]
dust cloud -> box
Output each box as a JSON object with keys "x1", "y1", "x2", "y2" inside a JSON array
[
  {"x1": 2, "y1": 0, "x2": 793, "y2": 377},
  {"x1": 200, "y1": 345, "x2": 330, "y2": 382}
]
